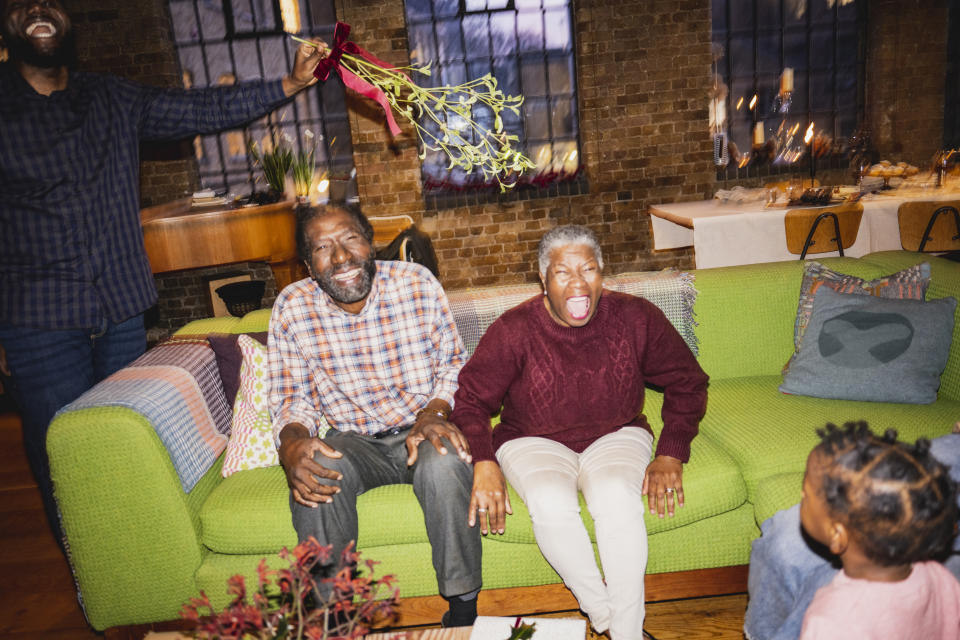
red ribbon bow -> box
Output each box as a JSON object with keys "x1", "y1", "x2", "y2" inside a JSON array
[{"x1": 312, "y1": 22, "x2": 403, "y2": 137}]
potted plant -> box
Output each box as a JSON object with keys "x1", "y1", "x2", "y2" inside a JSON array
[{"x1": 181, "y1": 538, "x2": 399, "y2": 639}]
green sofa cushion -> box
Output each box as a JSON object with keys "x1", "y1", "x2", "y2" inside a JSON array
[
  {"x1": 194, "y1": 502, "x2": 759, "y2": 609},
  {"x1": 200, "y1": 426, "x2": 746, "y2": 554},
  {"x1": 753, "y1": 472, "x2": 804, "y2": 525},
  {"x1": 698, "y1": 375, "x2": 960, "y2": 501}
]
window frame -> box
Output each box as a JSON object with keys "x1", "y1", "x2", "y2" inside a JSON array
[
  {"x1": 712, "y1": 0, "x2": 866, "y2": 181},
  {"x1": 167, "y1": 0, "x2": 356, "y2": 199},
  {"x1": 403, "y1": 0, "x2": 586, "y2": 208}
]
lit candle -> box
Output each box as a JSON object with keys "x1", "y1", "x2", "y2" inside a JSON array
[
  {"x1": 753, "y1": 122, "x2": 765, "y2": 147},
  {"x1": 780, "y1": 68, "x2": 794, "y2": 95},
  {"x1": 804, "y1": 123, "x2": 815, "y2": 187}
]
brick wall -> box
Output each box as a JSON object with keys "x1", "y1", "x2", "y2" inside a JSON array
[{"x1": 865, "y1": 0, "x2": 949, "y2": 166}]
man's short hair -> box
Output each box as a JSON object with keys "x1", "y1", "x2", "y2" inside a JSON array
[{"x1": 295, "y1": 202, "x2": 374, "y2": 263}]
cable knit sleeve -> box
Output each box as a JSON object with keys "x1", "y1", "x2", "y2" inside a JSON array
[
  {"x1": 450, "y1": 315, "x2": 523, "y2": 463},
  {"x1": 637, "y1": 300, "x2": 709, "y2": 462}
]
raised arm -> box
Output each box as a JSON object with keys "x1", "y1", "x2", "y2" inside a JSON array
[{"x1": 136, "y1": 37, "x2": 326, "y2": 140}]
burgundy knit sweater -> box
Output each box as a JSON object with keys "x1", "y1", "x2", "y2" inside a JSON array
[{"x1": 451, "y1": 290, "x2": 709, "y2": 464}]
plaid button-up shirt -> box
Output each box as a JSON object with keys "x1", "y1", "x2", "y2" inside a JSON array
[
  {"x1": 268, "y1": 261, "x2": 466, "y2": 441},
  {"x1": 0, "y1": 63, "x2": 288, "y2": 330}
]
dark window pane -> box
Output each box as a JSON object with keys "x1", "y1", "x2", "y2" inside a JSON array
[
  {"x1": 713, "y1": 0, "x2": 727, "y2": 32},
  {"x1": 521, "y1": 58, "x2": 547, "y2": 96},
  {"x1": 836, "y1": 25, "x2": 858, "y2": 65},
  {"x1": 551, "y1": 97, "x2": 574, "y2": 137},
  {"x1": 783, "y1": 31, "x2": 807, "y2": 70},
  {"x1": 729, "y1": 0, "x2": 753, "y2": 31},
  {"x1": 548, "y1": 57, "x2": 572, "y2": 94},
  {"x1": 524, "y1": 97, "x2": 550, "y2": 139},
  {"x1": 730, "y1": 36, "x2": 755, "y2": 75},
  {"x1": 757, "y1": 0, "x2": 781, "y2": 27},
  {"x1": 809, "y1": 72, "x2": 834, "y2": 111},
  {"x1": 308, "y1": 0, "x2": 337, "y2": 26},
  {"x1": 757, "y1": 32, "x2": 782, "y2": 73},
  {"x1": 492, "y1": 60, "x2": 519, "y2": 95},
  {"x1": 810, "y1": 30, "x2": 834, "y2": 70}
]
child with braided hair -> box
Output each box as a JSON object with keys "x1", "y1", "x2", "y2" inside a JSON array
[{"x1": 798, "y1": 422, "x2": 960, "y2": 639}]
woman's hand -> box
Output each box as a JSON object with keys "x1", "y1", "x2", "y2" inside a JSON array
[
  {"x1": 641, "y1": 455, "x2": 684, "y2": 518},
  {"x1": 469, "y1": 460, "x2": 512, "y2": 535}
]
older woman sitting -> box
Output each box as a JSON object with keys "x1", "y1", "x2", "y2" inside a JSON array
[{"x1": 450, "y1": 225, "x2": 709, "y2": 640}]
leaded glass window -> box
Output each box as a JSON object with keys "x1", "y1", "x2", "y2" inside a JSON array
[
  {"x1": 168, "y1": 0, "x2": 356, "y2": 200},
  {"x1": 404, "y1": 0, "x2": 580, "y2": 194}
]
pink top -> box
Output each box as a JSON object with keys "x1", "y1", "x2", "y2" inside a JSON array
[{"x1": 800, "y1": 561, "x2": 960, "y2": 640}]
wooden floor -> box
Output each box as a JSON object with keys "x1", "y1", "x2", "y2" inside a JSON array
[{"x1": 0, "y1": 409, "x2": 747, "y2": 639}]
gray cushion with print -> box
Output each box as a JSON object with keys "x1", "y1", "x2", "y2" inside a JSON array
[{"x1": 779, "y1": 285, "x2": 957, "y2": 404}]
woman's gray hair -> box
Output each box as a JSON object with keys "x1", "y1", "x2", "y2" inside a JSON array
[{"x1": 537, "y1": 225, "x2": 604, "y2": 275}]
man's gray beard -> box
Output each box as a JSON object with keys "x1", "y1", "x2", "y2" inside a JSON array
[{"x1": 314, "y1": 256, "x2": 376, "y2": 305}]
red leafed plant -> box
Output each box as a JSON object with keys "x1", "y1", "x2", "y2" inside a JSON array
[{"x1": 181, "y1": 537, "x2": 398, "y2": 639}]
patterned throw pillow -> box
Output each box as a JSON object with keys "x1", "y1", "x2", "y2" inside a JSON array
[
  {"x1": 780, "y1": 286, "x2": 956, "y2": 404},
  {"x1": 222, "y1": 334, "x2": 279, "y2": 477},
  {"x1": 792, "y1": 261, "x2": 931, "y2": 351}
]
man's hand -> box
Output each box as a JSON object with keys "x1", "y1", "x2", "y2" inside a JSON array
[
  {"x1": 278, "y1": 423, "x2": 343, "y2": 508},
  {"x1": 641, "y1": 455, "x2": 684, "y2": 519},
  {"x1": 282, "y1": 38, "x2": 328, "y2": 96},
  {"x1": 469, "y1": 460, "x2": 512, "y2": 535},
  {"x1": 405, "y1": 408, "x2": 472, "y2": 466}
]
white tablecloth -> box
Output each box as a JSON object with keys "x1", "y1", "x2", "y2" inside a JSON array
[{"x1": 649, "y1": 192, "x2": 956, "y2": 269}]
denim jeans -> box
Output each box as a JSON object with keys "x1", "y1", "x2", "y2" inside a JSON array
[
  {"x1": 290, "y1": 426, "x2": 482, "y2": 599},
  {"x1": 743, "y1": 433, "x2": 960, "y2": 640},
  {"x1": 0, "y1": 315, "x2": 146, "y2": 545}
]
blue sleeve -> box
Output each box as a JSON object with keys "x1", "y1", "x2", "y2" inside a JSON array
[{"x1": 130, "y1": 78, "x2": 289, "y2": 141}]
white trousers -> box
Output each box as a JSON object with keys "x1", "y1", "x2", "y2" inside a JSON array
[{"x1": 496, "y1": 428, "x2": 653, "y2": 640}]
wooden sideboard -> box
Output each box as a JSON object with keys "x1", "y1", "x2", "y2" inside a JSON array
[
  {"x1": 141, "y1": 199, "x2": 415, "y2": 292},
  {"x1": 141, "y1": 198, "x2": 305, "y2": 291}
]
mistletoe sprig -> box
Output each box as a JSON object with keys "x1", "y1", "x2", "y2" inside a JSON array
[{"x1": 292, "y1": 32, "x2": 536, "y2": 191}]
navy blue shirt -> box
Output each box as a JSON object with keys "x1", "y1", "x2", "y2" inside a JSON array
[{"x1": 0, "y1": 63, "x2": 289, "y2": 330}]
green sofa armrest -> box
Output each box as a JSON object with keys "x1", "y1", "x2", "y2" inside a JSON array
[{"x1": 48, "y1": 406, "x2": 223, "y2": 630}]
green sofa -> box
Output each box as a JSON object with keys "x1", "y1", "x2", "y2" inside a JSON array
[{"x1": 47, "y1": 250, "x2": 960, "y2": 633}]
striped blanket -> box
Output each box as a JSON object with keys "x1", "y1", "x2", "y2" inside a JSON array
[
  {"x1": 447, "y1": 269, "x2": 699, "y2": 359},
  {"x1": 59, "y1": 336, "x2": 231, "y2": 492}
]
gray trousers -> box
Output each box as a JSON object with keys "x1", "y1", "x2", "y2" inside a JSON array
[{"x1": 290, "y1": 427, "x2": 482, "y2": 598}]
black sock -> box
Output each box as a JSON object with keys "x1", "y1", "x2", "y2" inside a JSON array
[{"x1": 444, "y1": 594, "x2": 478, "y2": 627}]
